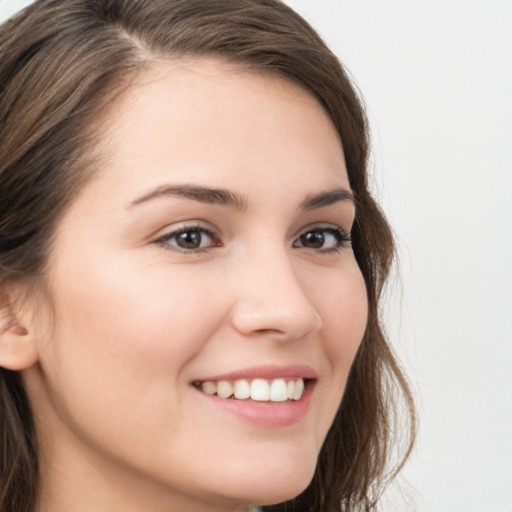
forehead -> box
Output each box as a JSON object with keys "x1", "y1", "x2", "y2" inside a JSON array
[{"x1": 87, "y1": 58, "x2": 349, "y2": 204}]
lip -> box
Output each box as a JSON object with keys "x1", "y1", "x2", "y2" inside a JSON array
[
  {"x1": 193, "y1": 364, "x2": 318, "y2": 383},
  {"x1": 192, "y1": 365, "x2": 317, "y2": 427}
]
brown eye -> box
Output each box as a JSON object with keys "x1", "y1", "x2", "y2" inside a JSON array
[
  {"x1": 156, "y1": 225, "x2": 220, "y2": 253},
  {"x1": 300, "y1": 231, "x2": 325, "y2": 248},
  {"x1": 294, "y1": 227, "x2": 351, "y2": 252},
  {"x1": 175, "y1": 229, "x2": 203, "y2": 249}
]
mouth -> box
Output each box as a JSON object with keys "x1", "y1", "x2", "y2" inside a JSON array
[
  {"x1": 193, "y1": 377, "x2": 310, "y2": 402},
  {"x1": 191, "y1": 365, "x2": 317, "y2": 426}
]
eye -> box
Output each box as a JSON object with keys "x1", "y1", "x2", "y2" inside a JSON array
[
  {"x1": 154, "y1": 225, "x2": 220, "y2": 253},
  {"x1": 293, "y1": 226, "x2": 351, "y2": 253}
]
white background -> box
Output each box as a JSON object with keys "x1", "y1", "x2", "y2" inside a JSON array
[{"x1": 1, "y1": 1, "x2": 511, "y2": 511}]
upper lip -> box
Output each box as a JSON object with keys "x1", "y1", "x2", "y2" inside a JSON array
[{"x1": 193, "y1": 364, "x2": 317, "y2": 383}]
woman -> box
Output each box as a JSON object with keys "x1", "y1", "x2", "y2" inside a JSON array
[{"x1": 0, "y1": 1, "x2": 415, "y2": 511}]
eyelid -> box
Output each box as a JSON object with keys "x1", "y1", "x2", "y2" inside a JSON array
[
  {"x1": 293, "y1": 223, "x2": 352, "y2": 251},
  {"x1": 152, "y1": 221, "x2": 222, "y2": 254},
  {"x1": 295, "y1": 222, "x2": 351, "y2": 238}
]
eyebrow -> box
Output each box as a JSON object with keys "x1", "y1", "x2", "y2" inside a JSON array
[
  {"x1": 300, "y1": 188, "x2": 355, "y2": 210},
  {"x1": 130, "y1": 184, "x2": 248, "y2": 211},
  {"x1": 130, "y1": 183, "x2": 354, "y2": 211}
]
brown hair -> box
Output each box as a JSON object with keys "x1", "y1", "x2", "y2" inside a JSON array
[{"x1": 0, "y1": 1, "x2": 415, "y2": 511}]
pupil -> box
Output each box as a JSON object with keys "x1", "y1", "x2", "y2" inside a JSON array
[
  {"x1": 302, "y1": 231, "x2": 324, "y2": 248},
  {"x1": 177, "y1": 230, "x2": 201, "y2": 249}
]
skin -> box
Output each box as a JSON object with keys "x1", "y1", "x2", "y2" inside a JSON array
[{"x1": 18, "y1": 60, "x2": 368, "y2": 512}]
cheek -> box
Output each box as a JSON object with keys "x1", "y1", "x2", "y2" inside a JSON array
[
  {"x1": 302, "y1": 261, "x2": 368, "y2": 438},
  {"x1": 321, "y1": 266, "x2": 367, "y2": 402},
  {"x1": 315, "y1": 263, "x2": 368, "y2": 365},
  {"x1": 48, "y1": 257, "x2": 223, "y2": 366},
  {"x1": 39, "y1": 257, "x2": 229, "y2": 426},
  {"x1": 33, "y1": 258, "x2": 233, "y2": 477}
]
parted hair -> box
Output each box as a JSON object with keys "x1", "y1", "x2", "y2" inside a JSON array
[{"x1": 0, "y1": 1, "x2": 415, "y2": 511}]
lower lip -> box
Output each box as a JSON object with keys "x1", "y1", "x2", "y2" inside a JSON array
[{"x1": 194, "y1": 381, "x2": 315, "y2": 427}]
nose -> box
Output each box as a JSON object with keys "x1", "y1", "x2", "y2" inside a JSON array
[{"x1": 230, "y1": 249, "x2": 322, "y2": 342}]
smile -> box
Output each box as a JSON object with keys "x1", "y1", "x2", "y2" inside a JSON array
[{"x1": 195, "y1": 377, "x2": 306, "y2": 402}]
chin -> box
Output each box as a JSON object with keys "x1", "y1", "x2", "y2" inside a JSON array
[
  {"x1": 249, "y1": 477, "x2": 313, "y2": 507},
  {"x1": 215, "y1": 455, "x2": 317, "y2": 507}
]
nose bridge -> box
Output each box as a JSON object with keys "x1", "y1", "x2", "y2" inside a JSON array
[{"x1": 230, "y1": 240, "x2": 322, "y2": 340}]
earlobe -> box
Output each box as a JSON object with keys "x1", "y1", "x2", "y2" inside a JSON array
[{"x1": 0, "y1": 298, "x2": 39, "y2": 370}]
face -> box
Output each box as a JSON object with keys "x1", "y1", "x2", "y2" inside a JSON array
[{"x1": 24, "y1": 60, "x2": 368, "y2": 512}]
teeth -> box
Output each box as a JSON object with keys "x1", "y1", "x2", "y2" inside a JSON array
[
  {"x1": 199, "y1": 377, "x2": 305, "y2": 402},
  {"x1": 292, "y1": 378, "x2": 304, "y2": 400},
  {"x1": 234, "y1": 379, "x2": 251, "y2": 399},
  {"x1": 269, "y1": 378, "x2": 288, "y2": 402},
  {"x1": 287, "y1": 380, "x2": 294, "y2": 399},
  {"x1": 202, "y1": 381, "x2": 217, "y2": 395},
  {"x1": 217, "y1": 380, "x2": 234, "y2": 399},
  {"x1": 251, "y1": 379, "x2": 269, "y2": 401}
]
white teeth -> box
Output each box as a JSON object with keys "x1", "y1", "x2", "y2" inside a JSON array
[
  {"x1": 292, "y1": 378, "x2": 304, "y2": 400},
  {"x1": 217, "y1": 380, "x2": 233, "y2": 399},
  {"x1": 269, "y1": 378, "x2": 288, "y2": 402},
  {"x1": 251, "y1": 378, "x2": 269, "y2": 401},
  {"x1": 287, "y1": 380, "x2": 294, "y2": 399},
  {"x1": 199, "y1": 377, "x2": 306, "y2": 402},
  {"x1": 234, "y1": 379, "x2": 251, "y2": 399},
  {"x1": 202, "y1": 381, "x2": 217, "y2": 395}
]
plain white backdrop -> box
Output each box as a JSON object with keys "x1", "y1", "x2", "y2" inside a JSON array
[{"x1": 1, "y1": 1, "x2": 511, "y2": 511}]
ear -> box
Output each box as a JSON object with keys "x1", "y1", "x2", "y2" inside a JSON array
[{"x1": 0, "y1": 291, "x2": 39, "y2": 370}]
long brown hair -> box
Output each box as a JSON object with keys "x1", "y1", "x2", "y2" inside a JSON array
[{"x1": 0, "y1": 1, "x2": 415, "y2": 511}]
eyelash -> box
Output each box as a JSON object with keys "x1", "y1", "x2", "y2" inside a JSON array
[
  {"x1": 153, "y1": 224, "x2": 352, "y2": 255},
  {"x1": 293, "y1": 226, "x2": 352, "y2": 254},
  {"x1": 154, "y1": 224, "x2": 220, "y2": 254}
]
